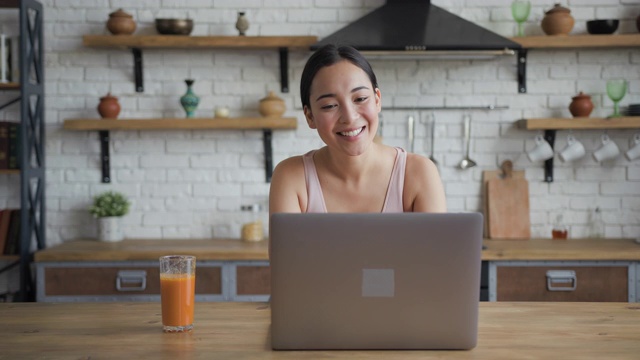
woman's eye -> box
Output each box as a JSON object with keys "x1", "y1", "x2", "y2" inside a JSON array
[
  {"x1": 355, "y1": 96, "x2": 368, "y2": 103},
  {"x1": 320, "y1": 104, "x2": 336, "y2": 110}
]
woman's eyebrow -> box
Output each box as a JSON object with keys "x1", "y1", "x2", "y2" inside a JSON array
[{"x1": 314, "y1": 86, "x2": 370, "y2": 102}]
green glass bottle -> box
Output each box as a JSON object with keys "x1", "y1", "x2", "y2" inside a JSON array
[{"x1": 180, "y1": 79, "x2": 199, "y2": 118}]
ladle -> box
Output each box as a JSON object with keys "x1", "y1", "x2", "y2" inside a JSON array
[
  {"x1": 458, "y1": 115, "x2": 477, "y2": 169},
  {"x1": 428, "y1": 114, "x2": 438, "y2": 167}
]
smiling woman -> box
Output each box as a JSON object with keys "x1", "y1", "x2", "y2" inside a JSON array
[{"x1": 268, "y1": 44, "x2": 446, "y2": 216}]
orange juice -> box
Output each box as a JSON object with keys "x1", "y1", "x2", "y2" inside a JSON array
[{"x1": 160, "y1": 273, "x2": 195, "y2": 328}]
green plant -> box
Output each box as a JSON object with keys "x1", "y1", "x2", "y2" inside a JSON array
[{"x1": 89, "y1": 191, "x2": 131, "y2": 218}]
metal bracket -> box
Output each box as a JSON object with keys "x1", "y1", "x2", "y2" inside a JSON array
[
  {"x1": 99, "y1": 130, "x2": 111, "y2": 183},
  {"x1": 132, "y1": 48, "x2": 143, "y2": 92},
  {"x1": 279, "y1": 47, "x2": 289, "y2": 93},
  {"x1": 517, "y1": 49, "x2": 527, "y2": 93},
  {"x1": 543, "y1": 129, "x2": 556, "y2": 183},
  {"x1": 0, "y1": 96, "x2": 21, "y2": 111},
  {"x1": 263, "y1": 130, "x2": 273, "y2": 183}
]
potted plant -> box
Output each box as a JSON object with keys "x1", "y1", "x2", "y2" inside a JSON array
[{"x1": 89, "y1": 191, "x2": 131, "y2": 242}]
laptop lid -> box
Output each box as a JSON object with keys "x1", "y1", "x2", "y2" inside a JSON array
[{"x1": 270, "y1": 212, "x2": 483, "y2": 350}]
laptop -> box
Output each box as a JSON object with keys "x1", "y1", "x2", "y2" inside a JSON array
[{"x1": 269, "y1": 212, "x2": 483, "y2": 350}]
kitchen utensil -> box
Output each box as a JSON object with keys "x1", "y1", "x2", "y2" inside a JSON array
[
  {"x1": 625, "y1": 133, "x2": 640, "y2": 161},
  {"x1": 458, "y1": 115, "x2": 476, "y2": 169},
  {"x1": 568, "y1": 92, "x2": 593, "y2": 118},
  {"x1": 482, "y1": 164, "x2": 525, "y2": 238},
  {"x1": 155, "y1": 18, "x2": 194, "y2": 35},
  {"x1": 527, "y1": 134, "x2": 554, "y2": 162},
  {"x1": 593, "y1": 134, "x2": 620, "y2": 162},
  {"x1": 407, "y1": 115, "x2": 415, "y2": 153},
  {"x1": 586, "y1": 19, "x2": 618, "y2": 34},
  {"x1": 485, "y1": 160, "x2": 531, "y2": 239},
  {"x1": 541, "y1": 4, "x2": 574, "y2": 36},
  {"x1": 107, "y1": 9, "x2": 136, "y2": 35},
  {"x1": 428, "y1": 114, "x2": 438, "y2": 167}
]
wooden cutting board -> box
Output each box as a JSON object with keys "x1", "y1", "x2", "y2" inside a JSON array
[{"x1": 484, "y1": 161, "x2": 531, "y2": 239}]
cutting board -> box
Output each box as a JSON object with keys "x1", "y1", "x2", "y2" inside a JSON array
[{"x1": 484, "y1": 161, "x2": 531, "y2": 239}]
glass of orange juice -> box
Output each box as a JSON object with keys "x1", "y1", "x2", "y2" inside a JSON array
[{"x1": 159, "y1": 255, "x2": 196, "y2": 332}]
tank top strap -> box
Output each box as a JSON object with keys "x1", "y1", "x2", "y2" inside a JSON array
[
  {"x1": 302, "y1": 150, "x2": 328, "y2": 213},
  {"x1": 381, "y1": 147, "x2": 406, "y2": 213}
]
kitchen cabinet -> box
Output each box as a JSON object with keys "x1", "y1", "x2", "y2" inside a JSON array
[
  {"x1": 82, "y1": 35, "x2": 317, "y2": 93},
  {"x1": 509, "y1": 34, "x2": 640, "y2": 93},
  {"x1": 517, "y1": 117, "x2": 640, "y2": 182},
  {"x1": 0, "y1": 0, "x2": 45, "y2": 302},
  {"x1": 63, "y1": 117, "x2": 298, "y2": 183}
]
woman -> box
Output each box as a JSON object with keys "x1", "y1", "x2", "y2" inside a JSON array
[{"x1": 269, "y1": 44, "x2": 446, "y2": 214}]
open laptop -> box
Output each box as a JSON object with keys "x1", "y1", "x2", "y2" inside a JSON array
[{"x1": 269, "y1": 212, "x2": 483, "y2": 350}]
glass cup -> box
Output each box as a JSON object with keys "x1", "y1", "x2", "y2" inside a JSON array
[
  {"x1": 606, "y1": 79, "x2": 627, "y2": 117},
  {"x1": 159, "y1": 255, "x2": 196, "y2": 332},
  {"x1": 511, "y1": 0, "x2": 531, "y2": 37}
]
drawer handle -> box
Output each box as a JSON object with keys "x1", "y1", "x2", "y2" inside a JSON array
[
  {"x1": 116, "y1": 270, "x2": 147, "y2": 292},
  {"x1": 546, "y1": 270, "x2": 576, "y2": 291}
]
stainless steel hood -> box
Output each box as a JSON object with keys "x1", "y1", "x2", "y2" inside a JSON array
[{"x1": 312, "y1": 0, "x2": 521, "y2": 57}]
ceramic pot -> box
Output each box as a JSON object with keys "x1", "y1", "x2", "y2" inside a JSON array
[
  {"x1": 180, "y1": 79, "x2": 200, "y2": 118},
  {"x1": 259, "y1": 91, "x2": 286, "y2": 117},
  {"x1": 98, "y1": 216, "x2": 123, "y2": 242},
  {"x1": 569, "y1": 92, "x2": 593, "y2": 118},
  {"x1": 107, "y1": 9, "x2": 136, "y2": 35},
  {"x1": 541, "y1": 4, "x2": 574, "y2": 36},
  {"x1": 235, "y1": 12, "x2": 249, "y2": 36},
  {"x1": 97, "y1": 93, "x2": 121, "y2": 119}
]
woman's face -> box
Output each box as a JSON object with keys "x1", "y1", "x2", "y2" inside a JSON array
[{"x1": 304, "y1": 60, "x2": 381, "y2": 156}]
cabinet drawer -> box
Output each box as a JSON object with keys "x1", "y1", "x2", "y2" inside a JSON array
[
  {"x1": 236, "y1": 265, "x2": 270, "y2": 295},
  {"x1": 497, "y1": 265, "x2": 628, "y2": 302},
  {"x1": 44, "y1": 265, "x2": 222, "y2": 296}
]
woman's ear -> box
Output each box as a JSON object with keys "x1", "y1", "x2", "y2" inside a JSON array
[
  {"x1": 375, "y1": 88, "x2": 382, "y2": 113},
  {"x1": 304, "y1": 106, "x2": 317, "y2": 129}
]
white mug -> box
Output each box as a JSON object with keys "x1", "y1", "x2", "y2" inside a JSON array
[
  {"x1": 527, "y1": 134, "x2": 554, "y2": 162},
  {"x1": 593, "y1": 134, "x2": 620, "y2": 162},
  {"x1": 625, "y1": 134, "x2": 640, "y2": 161},
  {"x1": 559, "y1": 134, "x2": 585, "y2": 162}
]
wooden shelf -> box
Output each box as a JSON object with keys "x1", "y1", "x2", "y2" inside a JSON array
[
  {"x1": 0, "y1": 83, "x2": 19, "y2": 90},
  {"x1": 510, "y1": 34, "x2": 640, "y2": 49},
  {"x1": 83, "y1": 35, "x2": 317, "y2": 49},
  {"x1": 0, "y1": 169, "x2": 20, "y2": 175},
  {"x1": 82, "y1": 35, "x2": 318, "y2": 93},
  {"x1": 0, "y1": 255, "x2": 19, "y2": 262},
  {"x1": 63, "y1": 117, "x2": 298, "y2": 184},
  {"x1": 63, "y1": 117, "x2": 298, "y2": 131},
  {"x1": 518, "y1": 117, "x2": 640, "y2": 130}
]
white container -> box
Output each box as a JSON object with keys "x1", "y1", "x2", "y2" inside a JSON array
[{"x1": 98, "y1": 216, "x2": 124, "y2": 242}]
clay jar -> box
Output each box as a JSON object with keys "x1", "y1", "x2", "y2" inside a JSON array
[
  {"x1": 259, "y1": 91, "x2": 286, "y2": 117},
  {"x1": 97, "y1": 93, "x2": 121, "y2": 119},
  {"x1": 107, "y1": 9, "x2": 136, "y2": 35},
  {"x1": 541, "y1": 4, "x2": 574, "y2": 36},
  {"x1": 569, "y1": 92, "x2": 593, "y2": 118}
]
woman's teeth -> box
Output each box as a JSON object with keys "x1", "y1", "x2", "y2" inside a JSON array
[{"x1": 339, "y1": 127, "x2": 363, "y2": 137}]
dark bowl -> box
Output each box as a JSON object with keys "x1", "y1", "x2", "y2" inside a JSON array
[
  {"x1": 586, "y1": 19, "x2": 619, "y2": 35},
  {"x1": 155, "y1": 18, "x2": 194, "y2": 35}
]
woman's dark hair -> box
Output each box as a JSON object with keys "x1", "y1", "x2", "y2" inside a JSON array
[{"x1": 300, "y1": 44, "x2": 378, "y2": 109}]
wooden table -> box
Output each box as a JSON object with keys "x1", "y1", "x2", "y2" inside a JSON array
[{"x1": 1, "y1": 302, "x2": 639, "y2": 359}]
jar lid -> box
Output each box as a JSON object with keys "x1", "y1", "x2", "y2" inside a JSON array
[
  {"x1": 109, "y1": 9, "x2": 133, "y2": 18},
  {"x1": 546, "y1": 3, "x2": 570, "y2": 15},
  {"x1": 260, "y1": 91, "x2": 283, "y2": 102},
  {"x1": 100, "y1": 92, "x2": 118, "y2": 101},
  {"x1": 572, "y1": 91, "x2": 591, "y2": 99}
]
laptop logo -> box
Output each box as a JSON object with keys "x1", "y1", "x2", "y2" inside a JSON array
[{"x1": 361, "y1": 269, "x2": 395, "y2": 297}]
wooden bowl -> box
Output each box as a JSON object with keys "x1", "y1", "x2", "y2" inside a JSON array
[{"x1": 155, "y1": 19, "x2": 194, "y2": 35}]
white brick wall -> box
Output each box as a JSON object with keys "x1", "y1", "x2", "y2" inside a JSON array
[{"x1": 0, "y1": 0, "x2": 638, "y2": 255}]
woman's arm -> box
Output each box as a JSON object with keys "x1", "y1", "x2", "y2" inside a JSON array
[
  {"x1": 404, "y1": 154, "x2": 447, "y2": 213},
  {"x1": 268, "y1": 156, "x2": 306, "y2": 215}
]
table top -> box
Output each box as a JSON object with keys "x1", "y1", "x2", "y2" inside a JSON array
[
  {"x1": 1, "y1": 302, "x2": 639, "y2": 359},
  {"x1": 33, "y1": 238, "x2": 640, "y2": 262}
]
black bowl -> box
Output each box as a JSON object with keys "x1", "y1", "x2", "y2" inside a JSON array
[
  {"x1": 155, "y1": 18, "x2": 194, "y2": 35},
  {"x1": 586, "y1": 19, "x2": 619, "y2": 34}
]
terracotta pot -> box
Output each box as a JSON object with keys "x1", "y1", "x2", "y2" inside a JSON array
[
  {"x1": 259, "y1": 91, "x2": 286, "y2": 117},
  {"x1": 541, "y1": 4, "x2": 574, "y2": 36},
  {"x1": 107, "y1": 9, "x2": 136, "y2": 35},
  {"x1": 569, "y1": 92, "x2": 593, "y2": 118},
  {"x1": 97, "y1": 93, "x2": 121, "y2": 119}
]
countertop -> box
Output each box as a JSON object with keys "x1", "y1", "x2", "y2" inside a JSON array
[
  {"x1": 1, "y1": 302, "x2": 639, "y2": 359},
  {"x1": 34, "y1": 238, "x2": 640, "y2": 262}
]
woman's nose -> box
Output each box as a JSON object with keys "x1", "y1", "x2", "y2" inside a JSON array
[{"x1": 339, "y1": 103, "x2": 358, "y2": 123}]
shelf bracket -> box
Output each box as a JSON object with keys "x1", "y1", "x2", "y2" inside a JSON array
[
  {"x1": 0, "y1": 96, "x2": 21, "y2": 111},
  {"x1": 517, "y1": 49, "x2": 527, "y2": 93},
  {"x1": 279, "y1": 47, "x2": 289, "y2": 93},
  {"x1": 99, "y1": 130, "x2": 111, "y2": 183},
  {"x1": 263, "y1": 129, "x2": 273, "y2": 183},
  {"x1": 132, "y1": 47, "x2": 143, "y2": 92},
  {"x1": 544, "y1": 129, "x2": 556, "y2": 183}
]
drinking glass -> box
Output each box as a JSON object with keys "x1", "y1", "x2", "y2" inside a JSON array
[
  {"x1": 160, "y1": 255, "x2": 196, "y2": 332},
  {"x1": 606, "y1": 79, "x2": 627, "y2": 117},
  {"x1": 511, "y1": 0, "x2": 531, "y2": 37}
]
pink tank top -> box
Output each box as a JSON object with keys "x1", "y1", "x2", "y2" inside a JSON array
[{"x1": 302, "y1": 148, "x2": 406, "y2": 213}]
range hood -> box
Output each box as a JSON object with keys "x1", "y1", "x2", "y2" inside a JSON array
[{"x1": 312, "y1": 0, "x2": 521, "y2": 58}]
